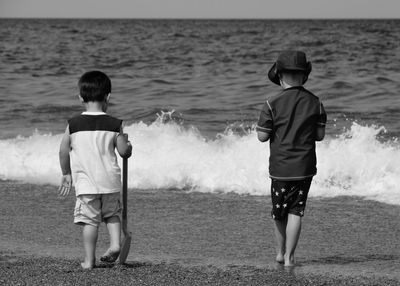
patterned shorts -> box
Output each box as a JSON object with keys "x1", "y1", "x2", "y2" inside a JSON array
[{"x1": 270, "y1": 178, "x2": 312, "y2": 220}]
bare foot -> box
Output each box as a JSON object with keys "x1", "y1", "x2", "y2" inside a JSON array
[
  {"x1": 276, "y1": 253, "x2": 285, "y2": 264},
  {"x1": 284, "y1": 261, "x2": 295, "y2": 267},
  {"x1": 284, "y1": 255, "x2": 295, "y2": 267},
  {"x1": 100, "y1": 248, "x2": 120, "y2": 263},
  {"x1": 81, "y1": 261, "x2": 95, "y2": 270}
]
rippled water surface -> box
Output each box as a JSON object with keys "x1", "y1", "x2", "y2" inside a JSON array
[{"x1": 1, "y1": 19, "x2": 399, "y2": 138}]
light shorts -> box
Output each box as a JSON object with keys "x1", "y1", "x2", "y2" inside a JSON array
[
  {"x1": 74, "y1": 193, "x2": 121, "y2": 227},
  {"x1": 270, "y1": 178, "x2": 312, "y2": 220}
]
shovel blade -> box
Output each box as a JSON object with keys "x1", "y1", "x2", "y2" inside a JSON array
[{"x1": 119, "y1": 231, "x2": 132, "y2": 264}]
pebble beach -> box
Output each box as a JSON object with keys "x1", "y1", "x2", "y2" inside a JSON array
[{"x1": 1, "y1": 180, "x2": 399, "y2": 285}]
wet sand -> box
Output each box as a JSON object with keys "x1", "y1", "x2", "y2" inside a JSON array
[{"x1": 1, "y1": 180, "x2": 399, "y2": 285}]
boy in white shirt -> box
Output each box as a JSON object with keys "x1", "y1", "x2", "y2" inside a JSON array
[{"x1": 59, "y1": 71, "x2": 132, "y2": 269}]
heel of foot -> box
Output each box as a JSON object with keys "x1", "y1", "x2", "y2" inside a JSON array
[
  {"x1": 284, "y1": 256, "x2": 295, "y2": 267},
  {"x1": 276, "y1": 254, "x2": 285, "y2": 264},
  {"x1": 81, "y1": 262, "x2": 95, "y2": 270},
  {"x1": 100, "y1": 249, "x2": 121, "y2": 263}
]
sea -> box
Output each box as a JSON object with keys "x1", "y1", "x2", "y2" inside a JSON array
[{"x1": 1, "y1": 19, "x2": 399, "y2": 205}]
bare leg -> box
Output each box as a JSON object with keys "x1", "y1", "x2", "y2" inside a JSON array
[
  {"x1": 274, "y1": 218, "x2": 287, "y2": 263},
  {"x1": 81, "y1": 224, "x2": 98, "y2": 269},
  {"x1": 106, "y1": 216, "x2": 121, "y2": 251},
  {"x1": 284, "y1": 214, "x2": 302, "y2": 267},
  {"x1": 100, "y1": 216, "x2": 121, "y2": 262}
]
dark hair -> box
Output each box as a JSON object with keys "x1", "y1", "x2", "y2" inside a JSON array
[
  {"x1": 78, "y1": 71, "x2": 111, "y2": 102},
  {"x1": 279, "y1": 70, "x2": 307, "y2": 79}
]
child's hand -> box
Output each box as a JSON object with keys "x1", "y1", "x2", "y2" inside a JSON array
[
  {"x1": 117, "y1": 133, "x2": 132, "y2": 158},
  {"x1": 124, "y1": 134, "x2": 133, "y2": 158},
  {"x1": 58, "y1": 174, "x2": 72, "y2": 197}
]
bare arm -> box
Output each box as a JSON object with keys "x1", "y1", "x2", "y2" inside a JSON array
[
  {"x1": 316, "y1": 125, "x2": 325, "y2": 141},
  {"x1": 58, "y1": 126, "x2": 72, "y2": 197},
  {"x1": 316, "y1": 101, "x2": 327, "y2": 141},
  {"x1": 116, "y1": 127, "x2": 132, "y2": 158},
  {"x1": 257, "y1": 131, "x2": 271, "y2": 142}
]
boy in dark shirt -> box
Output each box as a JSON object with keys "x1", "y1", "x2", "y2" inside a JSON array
[{"x1": 256, "y1": 51, "x2": 326, "y2": 267}]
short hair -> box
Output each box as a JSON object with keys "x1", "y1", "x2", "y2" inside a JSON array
[
  {"x1": 279, "y1": 69, "x2": 307, "y2": 82},
  {"x1": 280, "y1": 70, "x2": 307, "y2": 79},
  {"x1": 78, "y1": 71, "x2": 111, "y2": 102}
]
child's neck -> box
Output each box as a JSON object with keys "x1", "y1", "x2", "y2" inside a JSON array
[
  {"x1": 84, "y1": 101, "x2": 107, "y2": 113},
  {"x1": 280, "y1": 80, "x2": 303, "y2": 89},
  {"x1": 281, "y1": 81, "x2": 293, "y2": 89}
]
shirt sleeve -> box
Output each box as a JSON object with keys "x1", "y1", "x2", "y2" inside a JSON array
[
  {"x1": 318, "y1": 102, "x2": 327, "y2": 127},
  {"x1": 256, "y1": 100, "x2": 273, "y2": 133}
]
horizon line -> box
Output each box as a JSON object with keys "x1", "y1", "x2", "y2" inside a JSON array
[{"x1": 1, "y1": 16, "x2": 399, "y2": 20}]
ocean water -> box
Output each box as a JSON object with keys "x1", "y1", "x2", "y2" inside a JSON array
[{"x1": 1, "y1": 19, "x2": 399, "y2": 205}]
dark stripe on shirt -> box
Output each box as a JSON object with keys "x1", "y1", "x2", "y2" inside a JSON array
[{"x1": 68, "y1": 115, "x2": 122, "y2": 134}]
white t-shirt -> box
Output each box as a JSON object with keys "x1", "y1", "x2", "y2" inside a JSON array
[{"x1": 68, "y1": 112, "x2": 122, "y2": 196}]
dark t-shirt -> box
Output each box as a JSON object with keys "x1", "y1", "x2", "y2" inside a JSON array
[{"x1": 256, "y1": 86, "x2": 327, "y2": 181}]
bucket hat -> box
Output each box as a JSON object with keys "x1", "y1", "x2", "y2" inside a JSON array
[{"x1": 268, "y1": 51, "x2": 312, "y2": 85}]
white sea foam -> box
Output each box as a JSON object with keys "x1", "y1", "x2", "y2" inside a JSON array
[{"x1": 0, "y1": 114, "x2": 399, "y2": 205}]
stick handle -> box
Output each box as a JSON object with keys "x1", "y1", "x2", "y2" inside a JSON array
[{"x1": 122, "y1": 157, "x2": 128, "y2": 229}]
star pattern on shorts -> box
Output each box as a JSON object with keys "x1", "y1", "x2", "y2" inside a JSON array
[
  {"x1": 275, "y1": 192, "x2": 279, "y2": 196},
  {"x1": 299, "y1": 211, "x2": 304, "y2": 216},
  {"x1": 281, "y1": 188, "x2": 286, "y2": 193},
  {"x1": 299, "y1": 201, "x2": 304, "y2": 205},
  {"x1": 299, "y1": 190, "x2": 304, "y2": 195},
  {"x1": 276, "y1": 204, "x2": 280, "y2": 208},
  {"x1": 283, "y1": 203, "x2": 287, "y2": 208}
]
